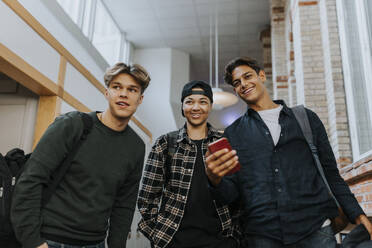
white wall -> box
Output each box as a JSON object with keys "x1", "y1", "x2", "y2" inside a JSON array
[
  {"x1": 0, "y1": 79, "x2": 38, "y2": 154},
  {"x1": 170, "y1": 49, "x2": 190, "y2": 128},
  {"x1": 0, "y1": 1, "x2": 60, "y2": 83},
  {"x1": 64, "y1": 63, "x2": 107, "y2": 111},
  {"x1": 134, "y1": 48, "x2": 189, "y2": 140}
]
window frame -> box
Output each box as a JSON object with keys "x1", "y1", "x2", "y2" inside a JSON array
[
  {"x1": 56, "y1": 0, "x2": 85, "y2": 28},
  {"x1": 336, "y1": 0, "x2": 372, "y2": 161},
  {"x1": 56, "y1": 0, "x2": 130, "y2": 65}
]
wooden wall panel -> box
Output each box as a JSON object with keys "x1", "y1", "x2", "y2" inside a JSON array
[
  {"x1": 32, "y1": 96, "x2": 61, "y2": 149},
  {"x1": 0, "y1": 43, "x2": 58, "y2": 96}
]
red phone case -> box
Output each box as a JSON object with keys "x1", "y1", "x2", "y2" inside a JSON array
[{"x1": 208, "y1": 138, "x2": 241, "y2": 175}]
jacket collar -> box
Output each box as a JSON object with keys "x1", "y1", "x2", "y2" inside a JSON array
[{"x1": 246, "y1": 99, "x2": 291, "y2": 118}]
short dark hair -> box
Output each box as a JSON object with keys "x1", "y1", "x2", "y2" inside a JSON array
[
  {"x1": 224, "y1": 56, "x2": 263, "y2": 86},
  {"x1": 104, "y1": 62, "x2": 151, "y2": 93}
]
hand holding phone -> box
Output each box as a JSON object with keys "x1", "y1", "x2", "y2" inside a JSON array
[{"x1": 207, "y1": 138, "x2": 241, "y2": 175}]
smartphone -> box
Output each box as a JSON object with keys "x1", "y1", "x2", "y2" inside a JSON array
[{"x1": 207, "y1": 137, "x2": 241, "y2": 175}]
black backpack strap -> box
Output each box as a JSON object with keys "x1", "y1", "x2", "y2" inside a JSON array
[
  {"x1": 164, "y1": 131, "x2": 178, "y2": 184},
  {"x1": 167, "y1": 131, "x2": 178, "y2": 158},
  {"x1": 291, "y1": 105, "x2": 341, "y2": 209},
  {"x1": 41, "y1": 112, "x2": 93, "y2": 206},
  {"x1": 0, "y1": 153, "x2": 7, "y2": 182}
]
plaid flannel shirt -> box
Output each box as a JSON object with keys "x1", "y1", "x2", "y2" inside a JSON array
[{"x1": 137, "y1": 124, "x2": 236, "y2": 248}]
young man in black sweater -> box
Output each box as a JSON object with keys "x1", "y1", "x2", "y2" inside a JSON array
[{"x1": 11, "y1": 62, "x2": 151, "y2": 248}]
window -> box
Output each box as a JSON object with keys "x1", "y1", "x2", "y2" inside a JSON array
[
  {"x1": 121, "y1": 40, "x2": 131, "y2": 65},
  {"x1": 338, "y1": 0, "x2": 372, "y2": 160},
  {"x1": 365, "y1": 0, "x2": 372, "y2": 59},
  {"x1": 81, "y1": 0, "x2": 96, "y2": 40},
  {"x1": 92, "y1": 0, "x2": 122, "y2": 65},
  {"x1": 56, "y1": 0, "x2": 84, "y2": 27},
  {"x1": 57, "y1": 0, "x2": 129, "y2": 66}
]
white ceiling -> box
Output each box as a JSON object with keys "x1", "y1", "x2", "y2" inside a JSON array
[
  {"x1": 103, "y1": 0, "x2": 270, "y2": 85},
  {"x1": 103, "y1": 0, "x2": 271, "y2": 128}
]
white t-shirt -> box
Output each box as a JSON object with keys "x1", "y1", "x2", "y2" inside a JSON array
[{"x1": 258, "y1": 105, "x2": 283, "y2": 146}]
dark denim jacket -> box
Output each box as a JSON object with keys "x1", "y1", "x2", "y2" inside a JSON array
[{"x1": 210, "y1": 100, "x2": 364, "y2": 245}]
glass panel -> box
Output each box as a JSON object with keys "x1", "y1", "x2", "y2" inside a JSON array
[
  {"x1": 342, "y1": 0, "x2": 372, "y2": 155},
  {"x1": 92, "y1": 0, "x2": 121, "y2": 65},
  {"x1": 56, "y1": 0, "x2": 82, "y2": 25},
  {"x1": 365, "y1": 0, "x2": 372, "y2": 59},
  {"x1": 121, "y1": 39, "x2": 128, "y2": 63},
  {"x1": 82, "y1": 0, "x2": 93, "y2": 38}
]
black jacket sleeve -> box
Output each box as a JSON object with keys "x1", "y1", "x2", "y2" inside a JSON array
[
  {"x1": 308, "y1": 109, "x2": 365, "y2": 222},
  {"x1": 208, "y1": 130, "x2": 240, "y2": 205}
]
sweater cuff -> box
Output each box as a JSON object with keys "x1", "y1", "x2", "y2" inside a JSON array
[
  {"x1": 341, "y1": 195, "x2": 366, "y2": 224},
  {"x1": 347, "y1": 207, "x2": 365, "y2": 224},
  {"x1": 23, "y1": 237, "x2": 46, "y2": 248}
]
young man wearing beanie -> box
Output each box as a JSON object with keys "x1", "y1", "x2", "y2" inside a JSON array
[
  {"x1": 11, "y1": 62, "x2": 150, "y2": 248},
  {"x1": 137, "y1": 81, "x2": 237, "y2": 248}
]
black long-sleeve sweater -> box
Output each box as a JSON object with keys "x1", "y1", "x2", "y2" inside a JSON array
[{"x1": 11, "y1": 111, "x2": 145, "y2": 248}]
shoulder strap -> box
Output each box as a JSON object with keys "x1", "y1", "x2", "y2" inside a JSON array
[
  {"x1": 0, "y1": 153, "x2": 8, "y2": 176},
  {"x1": 167, "y1": 131, "x2": 178, "y2": 158},
  {"x1": 41, "y1": 112, "x2": 93, "y2": 206},
  {"x1": 164, "y1": 131, "x2": 178, "y2": 183},
  {"x1": 291, "y1": 105, "x2": 341, "y2": 209}
]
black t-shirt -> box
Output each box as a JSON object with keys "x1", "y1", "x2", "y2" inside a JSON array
[{"x1": 171, "y1": 139, "x2": 224, "y2": 248}]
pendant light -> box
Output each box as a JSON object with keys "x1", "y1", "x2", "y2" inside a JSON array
[{"x1": 209, "y1": 3, "x2": 238, "y2": 110}]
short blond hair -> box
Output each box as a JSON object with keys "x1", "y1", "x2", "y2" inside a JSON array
[{"x1": 104, "y1": 62, "x2": 151, "y2": 93}]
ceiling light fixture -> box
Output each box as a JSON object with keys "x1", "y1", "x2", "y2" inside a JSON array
[{"x1": 209, "y1": 3, "x2": 238, "y2": 110}]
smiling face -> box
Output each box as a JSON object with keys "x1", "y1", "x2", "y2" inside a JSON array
[
  {"x1": 182, "y1": 88, "x2": 212, "y2": 128},
  {"x1": 232, "y1": 65, "x2": 267, "y2": 105},
  {"x1": 105, "y1": 73, "x2": 143, "y2": 121}
]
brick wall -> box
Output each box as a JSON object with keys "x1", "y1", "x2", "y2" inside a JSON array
[
  {"x1": 342, "y1": 155, "x2": 372, "y2": 216},
  {"x1": 271, "y1": 0, "x2": 289, "y2": 102},
  {"x1": 271, "y1": 0, "x2": 354, "y2": 158},
  {"x1": 260, "y1": 28, "x2": 273, "y2": 98},
  {"x1": 324, "y1": 0, "x2": 352, "y2": 167},
  {"x1": 285, "y1": 5, "x2": 296, "y2": 106},
  {"x1": 289, "y1": 0, "x2": 352, "y2": 166},
  {"x1": 298, "y1": 0, "x2": 329, "y2": 131}
]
